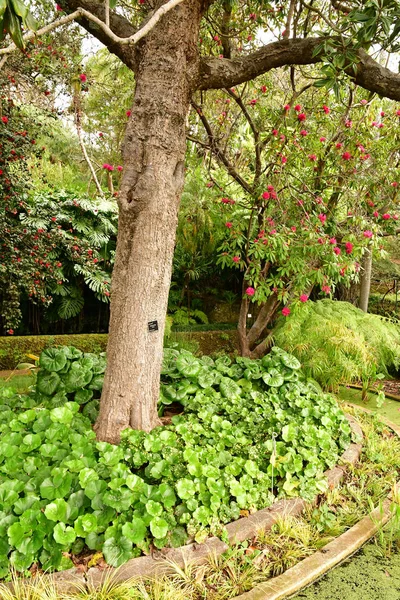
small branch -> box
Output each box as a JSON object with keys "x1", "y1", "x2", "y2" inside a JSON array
[
  {"x1": 105, "y1": 0, "x2": 110, "y2": 28},
  {"x1": 191, "y1": 100, "x2": 253, "y2": 195},
  {"x1": 0, "y1": 0, "x2": 186, "y2": 56},
  {"x1": 283, "y1": 0, "x2": 297, "y2": 39},
  {"x1": 74, "y1": 93, "x2": 105, "y2": 198},
  {"x1": 225, "y1": 87, "x2": 261, "y2": 187}
]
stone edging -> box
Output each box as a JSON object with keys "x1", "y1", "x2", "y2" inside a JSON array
[
  {"x1": 231, "y1": 404, "x2": 400, "y2": 600},
  {"x1": 13, "y1": 415, "x2": 361, "y2": 594}
]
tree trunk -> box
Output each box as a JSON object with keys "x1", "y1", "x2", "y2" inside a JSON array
[
  {"x1": 359, "y1": 246, "x2": 372, "y2": 312},
  {"x1": 95, "y1": 1, "x2": 204, "y2": 443}
]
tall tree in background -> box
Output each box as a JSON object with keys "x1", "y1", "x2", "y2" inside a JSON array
[{"x1": 2, "y1": 0, "x2": 400, "y2": 442}]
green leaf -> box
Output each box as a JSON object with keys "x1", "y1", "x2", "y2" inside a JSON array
[
  {"x1": 122, "y1": 518, "x2": 147, "y2": 544},
  {"x1": 176, "y1": 478, "x2": 196, "y2": 500},
  {"x1": 145, "y1": 500, "x2": 163, "y2": 517},
  {"x1": 44, "y1": 499, "x2": 69, "y2": 522},
  {"x1": 149, "y1": 517, "x2": 169, "y2": 539},
  {"x1": 39, "y1": 348, "x2": 68, "y2": 372},
  {"x1": 103, "y1": 536, "x2": 132, "y2": 567},
  {"x1": 220, "y1": 377, "x2": 241, "y2": 399},
  {"x1": 53, "y1": 523, "x2": 76, "y2": 546},
  {"x1": 176, "y1": 353, "x2": 201, "y2": 378},
  {"x1": 36, "y1": 371, "x2": 60, "y2": 396}
]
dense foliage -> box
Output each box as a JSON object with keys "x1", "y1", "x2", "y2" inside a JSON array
[
  {"x1": 274, "y1": 300, "x2": 400, "y2": 389},
  {"x1": 0, "y1": 346, "x2": 351, "y2": 575}
]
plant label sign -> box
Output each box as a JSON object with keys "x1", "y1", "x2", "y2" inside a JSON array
[{"x1": 148, "y1": 320, "x2": 159, "y2": 332}]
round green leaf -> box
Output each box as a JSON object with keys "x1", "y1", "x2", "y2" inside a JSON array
[
  {"x1": 149, "y1": 517, "x2": 169, "y2": 539},
  {"x1": 39, "y1": 348, "x2": 67, "y2": 372},
  {"x1": 103, "y1": 536, "x2": 132, "y2": 567},
  {"x1": 122, "y1": 518, "x2": 147, "y2": 544}
]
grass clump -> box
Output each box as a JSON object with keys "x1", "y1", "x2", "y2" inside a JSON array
[{"x1": 273, "y1": 299, "x2": 400, "y2": 390}]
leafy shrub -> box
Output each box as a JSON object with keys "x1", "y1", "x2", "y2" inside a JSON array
[
  {"x1": 0, "y1": 346, "x2": 351, "y2": 576},
  {"x1": 274, "y1": 300, "x2": 400, "y2": 390},
  {"x1": 35, "y1": 346, "x2": 105, "y2": 422}
]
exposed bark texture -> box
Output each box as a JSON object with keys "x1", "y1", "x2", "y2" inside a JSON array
[
  {"x1": 95, "y1": 1, "x2": 204, "y2": 443},
  {"x1": 359, "y1": 247, "x2": 372, "y2": 313},
  {"x1": 198, "y1": 39, "x2": 400, "y2": 101}
]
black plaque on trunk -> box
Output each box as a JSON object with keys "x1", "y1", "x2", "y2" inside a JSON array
[{"x1": 148, "y1": 320, "x2": 159, "y2": 332}]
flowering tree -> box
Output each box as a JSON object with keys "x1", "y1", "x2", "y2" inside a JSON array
[
  {"x1": 2, "y1": 0, "x2": 400, "y2": 442},
  {"x1": 190, "y1": 79, "x2": 400, "y2": 356}
]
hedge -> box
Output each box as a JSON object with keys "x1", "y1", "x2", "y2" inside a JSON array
[
  {"x1": 0, "y1": 330, "x2": 239, "y2": 370},
  {"x1": 0, "y1": 334, "x2": 108, "y2": 370}
]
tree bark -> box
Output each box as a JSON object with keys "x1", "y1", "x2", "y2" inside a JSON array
[
  {"x1": 95, "y1": 1, "x2": 203, "y2": 444},
  {"x1": 359, "y1": 246, "x2": 372, "y2": 312}
]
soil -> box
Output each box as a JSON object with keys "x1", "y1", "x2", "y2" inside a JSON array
[
  {"x1": 294, "y1": 545, "x2": 400, "y2": 599},
  {"x1": 382, "y1": 379, "x2": 400, "y2": 397}
]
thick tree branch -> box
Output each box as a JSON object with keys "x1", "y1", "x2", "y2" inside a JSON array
[
  {"x1": 1, "y1": 0, "x2": 186, "y2": 70},
  {"x1": 198, "y1": 37, "x2": 400, "y2": 101}
]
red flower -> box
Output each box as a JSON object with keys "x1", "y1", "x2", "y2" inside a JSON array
[
  {"x1": 272, "y1": 128, "x2": 278, "y2": 136},
  {"x1": 294, "y1": 104, "x2": 301, "y2": 112},
  {"x1": 319, "y1": 136, "x2": 326, "y2": 142},
  {"x1": 322, "y1": 285, "x2": 331, "y2": 294},
  {"x1": 360, "y1": 99, "x2": 368, "y2": 105},
  {"x1": 79, "y1": 74, "x2": 87, "y2": 82},
  {"x1": 333, "y1": 246, "x2": 341, "y2": 255},
  {"x1": 249, "y1": 99, "x2": 258, "y2": 106},
  {"x1": 246, "y1": 287, "x2": 255, "y2": 296},
  {"x1": 373, "y1": 211, "x2": 379, "y2": 218},
  {"x1": 261, "y1": 85, "x2": 267, "y2": 93},
  {"x1": 329, "y1": 237, "x2": 337, "y2": 245},
  {"x1": 117, "y1": 165, "x2": 123, "y2": 171},
  {"x1": 299, "y1": 294, "x2": 308, "y2": 302},
  {"x1": 308, "y1": 154, "x2": 317, "y2": 162},
  {"x1": 291, "y1": 226, "x2": 296, "y2": 232},
  {"x1": 282, "y1": 307, "x2": 291, "y2": 316},
  {"x1": 396, "y1": 109, "x2": 400, "y2": 116},
  {"x1": 126, "y1": 110, "x2": 132, "y2": 117},
  {"x1": 342, "y1": 152, "x2": 351, "y2": 160},
  {"x1": 382, "y1": 213, "x2": 391, "y2": 220},
  {"x1": 283, "y1": 104, "x2": 290, "y2": 111},
  {"x1": 345, "y1": 119, "x2": 352, "y2": 128},
  {"x1": 225, "y1": 222, "x2": 233, "y2": 228},
  {"x1": 1, "y1": 116, "x2": 8, "y2": 124},
  {"x1": 335, "y1": 142, "x2": 342, "y2": 149},
  {"x1": 318, "y1": 213, "x2": 327, "y2": 224},
  {"x1": 322, "y1": 105, "x2": 330, "y2": 114},
  {"x1": 297, "y1": 113, "x2": 306, "y2": 122},
  {"x1": 363, "y1": 230, "x2": 373, "y2": 238},
  {"x1": 56, "y1": 4, "x2": 63, "y2": 10},
  {"x1": 7, "y1": 329, "x2": 14, "y2": 335},
  {"x1": 51, "y1": 217, "x2": 57, "y2": 222},
  {"x1": 262, "y1": 191, "x2": 270, "y2": 199},
  {"x1": 232, "y1": 256, "x2": 240, "y2": 263},
  {"x1": 300, "y1": 129, "x2": 308, "y2": 136},
  {"x1": 380, "y1": 111, "x2": 385, "y2": 117},
  {"x1": 281, "y1": 156, "x2": 287, "y2": 164},
  {"x1": 345, "y1": 242, "x2": 353, "y2": 254},
  {"x1": 99, "y1": 132, "x2": 104, "y2": 137},
  {"x1": 391, "y1": 182, "x2": 398, "y2": 187}
]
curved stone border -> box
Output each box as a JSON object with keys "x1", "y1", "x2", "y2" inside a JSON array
[
  {"x1": 231, "y1": 404, "x2": 400, "y2": 600},
  {"x1": 6, "y1": 415, "x2": 363, "y2": 595}
]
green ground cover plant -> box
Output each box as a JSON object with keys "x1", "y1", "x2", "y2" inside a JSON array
[
  {"x1": 0, "y1": 409, "x2": 396, "y2": 600},
  {"x1": 0, "y1": 346, "x2": 352, "y2": 576},
  {"x1": 274, "y1": 300, "x2": 400, "y2": 390}
]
